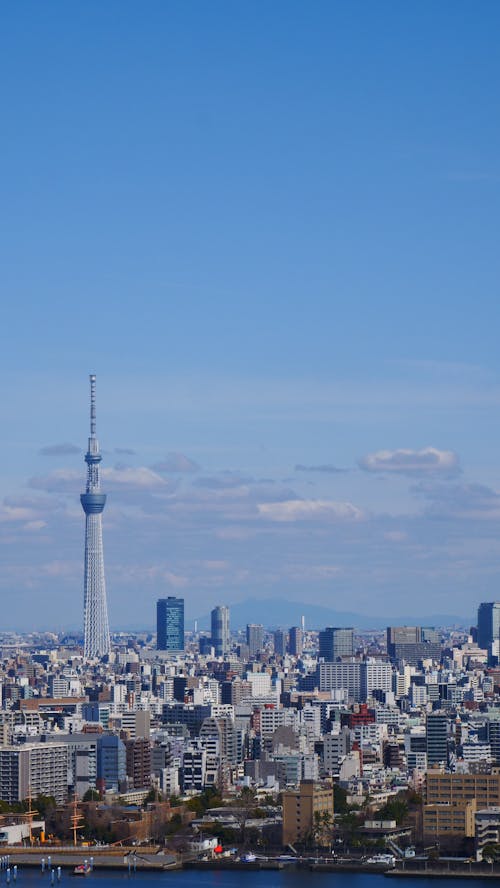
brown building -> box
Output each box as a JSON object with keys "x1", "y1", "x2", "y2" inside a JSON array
[
  {"x1": 126, "y1": 738, "x2": 151, "y2": 789},
  {"x1": 426, "y1": 771, "x2": 500, "y2": 809},
  {"x1": 282, "y1": 780, "x2": 334, "y2": 846}
]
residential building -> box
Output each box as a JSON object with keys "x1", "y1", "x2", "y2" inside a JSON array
[
  {"x1": 126, "y1": 737, "x2": 151, "y2": 789},
  {"x1": 475, "y1": 807, "x2": 500, "y2": 860},
  {"x1": 0, "y1": 743, "x2": 68, "y2": 806}
]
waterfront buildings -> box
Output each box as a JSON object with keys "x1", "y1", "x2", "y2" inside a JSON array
[{"x1": 1, "y1": 601, "x2": 499, "y2": 855}]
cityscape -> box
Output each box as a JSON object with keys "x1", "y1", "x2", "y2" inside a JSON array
[
  {"x1": 3, "y1": 1, "x2": 500, "y2": 883},
  {"x1": 0, "y1": 376, "x2": 499, "y2": 872}
]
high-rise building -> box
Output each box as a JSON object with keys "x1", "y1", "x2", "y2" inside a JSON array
[
  {"x1": 211, "y1": 605, "x2": 230, "y2": 657},
  {"x1": 274, "y1": 629, "x2": 287, "y2": 656},
  {"x1": 246, "y1": 623, "x2": 264, "y2": 658},
  {"x1": 289, "y1": 626, "x2": 303, "y2": 657},
  {"x1": 96, "y1": 735, "x2": 126, "y2": 792},
  {"x1": 157, "y1": 597, "x2": 184, "y2": 651},
  {"x1": 319, "y1": 627, "x2": 354, "y2": 661},
  {"x1": 426, "y1": 712, "x2": 449, "y2": 766},
  {"x1": 477, "y1": 603, "x2": 500, "y2": 659},
  {"x1": 81, "y1": 375, "x2": 110, "y2": 660}
]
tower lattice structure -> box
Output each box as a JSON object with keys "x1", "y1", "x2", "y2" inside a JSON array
[{"x1": 81, "y1": 374, "x2": 111, "y2": 659}]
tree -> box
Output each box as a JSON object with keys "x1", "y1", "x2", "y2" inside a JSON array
[
  {"x1": 82, "y1": 789, "x2": 100, "y2": 802},
  {"x1": 24, "y1": 795, "x2": 56, "y2": 818},
  {"x1": 232, "y1": 787, "x2": 258, "y2": 844},
  {"x1": 481, "y1": 843, "x2": 500, "y2": 861},
  {"x1": 377, "y1": 797, "x2": 408, "y2": 825},
  {"x1": 309, "y1": 810, "x2": 334, "y2": 849},
  {"x1": 333, "y1": 785, "x2": 349, "y2": 815}
]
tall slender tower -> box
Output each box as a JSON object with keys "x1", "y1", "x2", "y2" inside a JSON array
[{"x1": 81, "y1": 374, "x2": 111, "y2": 659}]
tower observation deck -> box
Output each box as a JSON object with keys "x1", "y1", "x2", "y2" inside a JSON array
[{"x1": 81, "y1": 374, "x2": 110, "y2": 659}]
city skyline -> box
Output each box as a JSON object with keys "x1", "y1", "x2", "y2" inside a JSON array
[{"x1": 3, "y1": 3, "x2": 500, "y2": 628}]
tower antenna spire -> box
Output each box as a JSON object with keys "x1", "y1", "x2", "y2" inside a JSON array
[{"x1": 90, "y1": 373, "x2": 96, "y2": 438}]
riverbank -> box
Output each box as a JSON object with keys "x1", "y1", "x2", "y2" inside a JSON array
[
  {"x1": 3, "y1": 848, "x2": 500, "y2": 879},
  {"x1": 0, "y1": 849, "x2": 179, "y2": 871}
]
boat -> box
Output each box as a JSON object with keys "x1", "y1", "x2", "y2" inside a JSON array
[
  {"x1": 366, "y1": 854, "x2": 396, "y2": 867},
  {"x1": 72, "y1": 863, "x2": 92, "y2": 876}
]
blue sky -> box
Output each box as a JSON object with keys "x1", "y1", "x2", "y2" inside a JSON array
[{"x1": 2, "y1": 1, "x2": 500, "y2": 629}]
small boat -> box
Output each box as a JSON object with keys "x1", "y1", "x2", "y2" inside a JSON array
[{"x1": 72, "y1": 863, "x2": 91, "y2": 876}]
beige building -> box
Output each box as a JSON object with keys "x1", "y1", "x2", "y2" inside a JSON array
[
  {"x1": 423, "y1": 799, "x2": 476, "y2": 841},
  {"x1": 282, "y1": 780, "x2": 334, "y2": 846}
]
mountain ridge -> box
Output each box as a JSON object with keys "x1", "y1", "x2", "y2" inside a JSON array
[{"x1": 194, "y1": 597, "x2": 470, "y2": 631}]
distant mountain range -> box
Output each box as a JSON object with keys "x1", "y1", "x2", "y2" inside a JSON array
[{"x1": 194, "y1": 597, "x2": 471, "y2": 631}]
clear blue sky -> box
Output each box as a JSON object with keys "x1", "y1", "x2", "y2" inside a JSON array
[{"x1": 2, "y1": 1, "x2": 500, "y2": 629}]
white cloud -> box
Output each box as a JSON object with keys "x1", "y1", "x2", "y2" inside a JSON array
[
  {"x1": 257, "y1": 499, "x2": 364, "y2": 522},
  {"x1": 0, "y1": 505, "x2": 43, "y2": 523},
  {"x1": 102, "y1": 466, "x2": 166, "y2": 489},
  {"x1": 23, "y1": 520, "x2": 47, "y2": 532},
  {"x1": 359, "y1": 447, "x2": 460, "y2": 476},
  {"x1": 29, "y1": 465, "x2": 167, "y2": 493}
]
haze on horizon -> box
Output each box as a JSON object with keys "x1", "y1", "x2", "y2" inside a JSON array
[{"x1": 2, "y1": 2, "x2": 500, "y2": 630}]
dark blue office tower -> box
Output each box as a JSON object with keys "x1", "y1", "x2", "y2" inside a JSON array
[{"x1": 157, "y1": 597, "x2": 185, "y2": 651}]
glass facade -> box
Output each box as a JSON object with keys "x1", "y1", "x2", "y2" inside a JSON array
[
  {"x1": 211, "y1": 605, "x2": 230, "y2": 657},
  {"x1": 157, "y1": 596, "x2": 185, "y2": 651}
]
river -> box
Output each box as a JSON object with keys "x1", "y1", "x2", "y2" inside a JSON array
[{"x1": 3, "y1": 870, "x2": 497, "y2": 888}]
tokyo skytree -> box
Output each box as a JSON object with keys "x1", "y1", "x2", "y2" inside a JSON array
[{"x1": 81, "y1": 374, "x2": 111, "y2": 659}]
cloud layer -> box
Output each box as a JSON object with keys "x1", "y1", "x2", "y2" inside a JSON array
[
  {"x1": 257, "y1": 499, "x2": 364, "y2": 522},
  {"x1": 39, "y1": 442, "x2": 81, "y2": 456},
  {"x1": 359, "y1": 447, "x2": 460, "y2": 476},
  {"x1": 151, "y1": 452, "x2": 200, "y2": 473},
  {"x1": 295, "y1": 463, "x2": 348, "y2": 474},
  {"x1": 4, "y1": 430, "x2": 499, "y2": 629}
]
